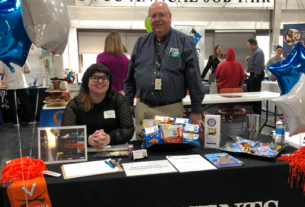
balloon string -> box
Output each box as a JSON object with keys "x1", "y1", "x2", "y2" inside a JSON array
[
  {"x1": 16, "y1": 126, "x2": 28, "y2": 206},
  {"x1": 14, "y1": 89, "x2": 19, "y2": 126}
]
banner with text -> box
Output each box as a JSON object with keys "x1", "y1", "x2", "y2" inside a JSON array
[
  {"x1": 76, "y1": 0, "x2": 274, "y2": 8},
  {"x1": 174, "y1": 26, "x2": 205, "y2": 74},
  {"x1": 283, "y1": 23, "x2": 305, "y2": 58}
]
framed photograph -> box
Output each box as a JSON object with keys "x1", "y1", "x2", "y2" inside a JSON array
[{"x1": 38, "y1": 126, "x2": 87, "y2": 164}]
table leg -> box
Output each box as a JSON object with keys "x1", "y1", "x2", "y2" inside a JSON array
[{"x1": 259, "y1": 100, "x2": 276, "y2": 133}]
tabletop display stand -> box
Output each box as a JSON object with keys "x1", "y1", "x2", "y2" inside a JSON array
[{"x1": 44, "y1": 79, "x2": 70, "y2": 107}]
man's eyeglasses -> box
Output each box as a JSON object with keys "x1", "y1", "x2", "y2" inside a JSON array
[
  {"x1": 149, "y1": 12, "x2": 168, "y2": 20},
  {"x1": 90, "y1": 75, "x2": 109, "y2": 83}
]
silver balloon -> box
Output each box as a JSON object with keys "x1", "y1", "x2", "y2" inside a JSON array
[
  {"x1": 21, "y1": 0, "x2": 71, "y2": 58},
  {"x1": 272, "y1": 73, "x2": 305, "y2": 136}
]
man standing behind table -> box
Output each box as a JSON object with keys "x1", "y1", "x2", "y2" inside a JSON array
[
  {"x1": 124, "y1": 2, "x2": 205, "y2": 127},
  {"x1": 0, "y1": 61, "x2": 34, "y2": 125},
  {"x1": 246, "y1": 38, "x2": 265, "y2": 115},
  {"x1": 266, "y1": 45, "x2": 286, "y2": 81}
]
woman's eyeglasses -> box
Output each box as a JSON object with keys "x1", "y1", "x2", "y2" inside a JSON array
[{"x1": 90, "y1": 75, "x2": 109, "y2": 83}]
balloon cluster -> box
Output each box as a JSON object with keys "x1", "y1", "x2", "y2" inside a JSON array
[
  {"x1": 268, "y1": 42, "x2": 305, "y2": 136},
  {"x1": 0, "y1": 0, "x2": 71, "y2": 72}
]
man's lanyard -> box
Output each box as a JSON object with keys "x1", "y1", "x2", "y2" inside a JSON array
[{"x1": 153, "y1": 32, "x2": 171, "y2": 78}]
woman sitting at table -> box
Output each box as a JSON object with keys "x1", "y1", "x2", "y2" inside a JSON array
[{"x1": 61, "y1": 63, "x2": 134, "y2": 149}]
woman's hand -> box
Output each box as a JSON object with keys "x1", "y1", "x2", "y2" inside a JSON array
[{"x1": 89, "y1": 130, "x2": 111, "y2": 149}]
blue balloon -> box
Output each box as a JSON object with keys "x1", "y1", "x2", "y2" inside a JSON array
[
  {"x1": 0, "y1": 0, "x2": 32, "y2": 73},
  {"x1": 267, "y1": 42, "x2": 305, "y2": 95}
]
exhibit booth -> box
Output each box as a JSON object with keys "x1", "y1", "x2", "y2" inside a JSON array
[{"x1": 1, "y1": 0, "x2": 305, "y2": 206}]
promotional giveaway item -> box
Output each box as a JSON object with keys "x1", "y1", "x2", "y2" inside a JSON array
[
  {"x1": 220, "y1": 136, "x2": 287, "y2": 158},
  {"x1": 1, "y1": 157, "x2": 52, "y2": 207},
  {"x1": 277, "y1": 146, "x2": 305, "y2": 194},
  {"x1": 204, "y1": 115, "x2": 221, "y2": 149},
  {"x1": 142, "y1": 116, "x2": 202, "y2": 149},
  {"x1": 204, "y1": 153, "x2": 244, "y2": 168},
  {"x1": 38, "y1": 126, "x2": 87, "y2": 164}
]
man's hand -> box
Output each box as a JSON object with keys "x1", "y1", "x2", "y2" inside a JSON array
[
  {"x1": 246, "y1": 56, "x2": 250, "y2": 61},
  {"x1": 129, "y1": 106, "x2": 135, "y2": 117},
  {"x1": 190, "y1": 113, "x2": 204, "y2": 128}
]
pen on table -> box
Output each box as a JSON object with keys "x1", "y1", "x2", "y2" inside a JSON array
[{"x1": 105, "y1": 160, "x2": 115, "y2": 168}]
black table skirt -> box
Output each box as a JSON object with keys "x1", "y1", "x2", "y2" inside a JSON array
[
  {"x1": 1, "y1": 135, "x2": 305, "y2": 207},
  {"x1": 0, "y1": 87, "x2": 49, "y2": 122}
]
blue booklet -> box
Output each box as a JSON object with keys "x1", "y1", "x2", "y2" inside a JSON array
[{"x1": 204, "y1": 153, "x2": 244, "y2": 168}]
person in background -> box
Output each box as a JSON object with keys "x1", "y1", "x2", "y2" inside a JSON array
[
  {"x1": 61, "y1": 63, "x2": 134, "y2": 149},
  {"x1": 124, "y1": 2, "x2": 204, "y2": 127},
  {"x1": 201, "y1": 45, "x2": 225, "y2": 80},
  {"x1": 246, "y1": 38, "x2": 265, "y2": 115},
  {"x1": 0, "y1": 61, "x2": 34, "y2": 125},
  {"x1": 123, "y1": 44, "x2": 131, "y2": 59},
  {"x1": 215, "y1": 47, "x2": 245, "y2": 122},
  {"x1": 96, "y1": 31, "x2": 129, "y2": 96},
  {"x1": 266, "y1": 45, "x2": 286, "y2": 81},
  {"x1": 284, "y1": 30, "x2": 296, "y2": 45}
]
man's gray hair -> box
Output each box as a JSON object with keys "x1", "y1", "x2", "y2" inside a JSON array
[{"x1": 148, "y1": 2, "x2": 171, "y2": 15}]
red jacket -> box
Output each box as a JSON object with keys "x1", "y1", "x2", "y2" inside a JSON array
[{"x1": 215, "y1": 47, "x2": 245, "y2": 90}]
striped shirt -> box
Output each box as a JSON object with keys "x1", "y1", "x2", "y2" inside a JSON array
[{"x1": 124, "y1": 27, "x2": 204, "y2": 114}]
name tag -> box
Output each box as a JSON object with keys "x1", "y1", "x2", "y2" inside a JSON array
[{"x1": 104, "y1": 110, "x2": 116, "y2": 119}]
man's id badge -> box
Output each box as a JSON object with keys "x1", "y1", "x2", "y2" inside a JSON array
[
  {"x1": 154, "y1": 78, "x2": 162, "y2": 90},
  {"x1": 169, "y1": 47, "x2": 180, "y2": 57}
]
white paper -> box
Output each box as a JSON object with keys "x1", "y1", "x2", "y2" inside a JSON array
[
  {"x1": 175, "y1": 118, "x2": 189, "y2": 124},
  {"x1": 166, "y1": 155, "x2": 217, "y2": 172},
  {"x1": 145, "y1": 126, "x2": 158, "y2": 134},
  {"x1": 62, "y1": 159, "x2": 119, "y2": 179},
  {"x1": 184, "y1": 124, "x2": 199, "y2": 132},
  {"x1": 122, "y1": 160, "x2": 177, "y2": 176},
  {"x1": 163, "y1": 128, "x2": 178, "y2": 137}
]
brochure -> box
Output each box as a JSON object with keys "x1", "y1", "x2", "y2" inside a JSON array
[
  {"x1": 166, "y1": 154, "x2": 216, "y2": 172},
  {"x1": 204, "y1": 153, "x2": 244, "y2": 168}
]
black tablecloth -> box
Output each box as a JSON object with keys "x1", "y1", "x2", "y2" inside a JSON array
[{"x1": 1, "y1": 135, "x2": 305, "y2": 207}]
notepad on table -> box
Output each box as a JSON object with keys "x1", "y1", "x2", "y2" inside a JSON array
[
  {"x1": 166, "y1": 154, "x2": 217, "y2": 172},
  {"x1": 61, "y1": 159, "x2": 123, "y2": 179}
]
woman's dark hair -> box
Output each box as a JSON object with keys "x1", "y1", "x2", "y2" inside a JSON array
[{"x1": 76, "y1": 63, "x2": 113, "y2": 111}]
